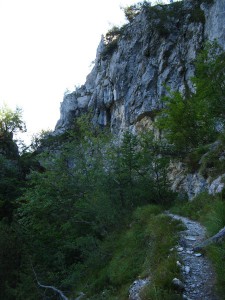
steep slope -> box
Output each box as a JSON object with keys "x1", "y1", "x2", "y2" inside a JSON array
[{"x1": 55, "y1": 0, "x2": 225, "y2": 135}]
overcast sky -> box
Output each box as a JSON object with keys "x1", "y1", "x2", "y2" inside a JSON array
[{"x1": 0, "y1": 0, "x2": 170, "y2": 142}]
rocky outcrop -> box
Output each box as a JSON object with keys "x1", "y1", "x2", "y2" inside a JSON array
[
  {"x1": 168, "y1": 161, "x2": 208, "y2": 200},
  {"x1": 55, "y1": 0, "x2": 225, "y2": 135},
  {"x1": 168, "y1": 160, "x2": 225, "y2": 200}
]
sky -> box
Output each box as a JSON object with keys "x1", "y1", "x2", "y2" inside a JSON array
[{"x1": 0, "y1": 0, "x2": 170, "y2": 143}]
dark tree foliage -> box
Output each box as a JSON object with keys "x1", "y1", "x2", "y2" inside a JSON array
[
  {"x1": 13, "y1": 113, "x2": 174, "y2": 298},
  {"x1": 0, "y1": 106, "x2": 35, "y2": 299}
]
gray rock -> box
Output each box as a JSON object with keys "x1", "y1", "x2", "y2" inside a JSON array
[
  {"x1": 185, "y1": 236, "x2": 196, "y2": 241},
  {"x1": 184, "y1": 266, "x2": 191, "y2": 274},
  {"x1": 172, "y1": 278, "x2": 185, "y2": 292},
  {"x1": 208, "y1": 174, "x2": 225, "y2": 195},
  {"x1": 177, "y1": 260, "x2": 182, "y2": 267},
  {"x1": 203, "y1": 0, "x2": 225, "y2": 49},
  {"x1": 129, "y1": 278, "x2": 150, "y2": 300},
  {"x1": 168, "y1": 161, "x2": 208, "y2": 200},
  {"x1": 55, "y1": 0, "x2": 225, "y2": 137},
  {"x1": 194, "y1": 253, "x2": 202, "y2": 257}
]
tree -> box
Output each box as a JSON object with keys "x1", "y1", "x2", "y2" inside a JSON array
[
  {"x1": 123, "y1": 1, "x2": 151, "y2": 22},
  {"x1": 156, "y1": 42, "x2": 225, "y2": 152},
  {"x1": 0, "y1": 105, "x2": 26, "y2": 139},
  {"x1": 193, "y1": 41, "x2": 225, "y2": 125},
  {"x1": 0, "y1": 105, "x2": 31, "y2": 299},
  {"x1": 0, "y1": 105, "x2": 27, "y2": 221},
  {"x1": 156, "y1": 89, "x2": 213, "y2": 152}
]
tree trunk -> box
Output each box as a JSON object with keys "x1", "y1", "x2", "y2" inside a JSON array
[{"x1": 194, "y1": 226, "x2": 225, "y2": 251}]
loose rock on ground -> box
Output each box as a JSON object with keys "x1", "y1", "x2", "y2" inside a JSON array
[{"x1": 167, "y1": 213, "x2": 219, "y2": 300}]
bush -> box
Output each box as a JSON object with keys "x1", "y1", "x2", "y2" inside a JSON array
[
  {"x1": 101, "y1": 26, "x2": 125, "y2": 59},
  {"x1": 101, "y1": 39, "x2": 118, "y2": 59}
]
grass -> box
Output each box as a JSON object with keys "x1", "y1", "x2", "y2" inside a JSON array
[
  {"x1": 74, "y1": 204, "x2": 183, "y2": 299},
  {"x1": 140, "y1": 214, "x2": 183, "y2": 300}
]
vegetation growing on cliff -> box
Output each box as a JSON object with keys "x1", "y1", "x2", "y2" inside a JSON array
[{"x1": 156, "y1": 42, "x2": 225, "y2": 153}]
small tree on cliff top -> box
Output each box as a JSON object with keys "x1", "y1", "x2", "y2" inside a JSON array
[{"x1": 0, "y1": 105, "x2": 26, "y2": 139}]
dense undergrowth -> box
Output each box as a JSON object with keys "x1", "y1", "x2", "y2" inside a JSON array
[
  {"x1": 0, "y1": 106, "x2": 180, "y2": 299},
  {"x1": 75, "y1": 205, "x2": 183, "y2": 300}
]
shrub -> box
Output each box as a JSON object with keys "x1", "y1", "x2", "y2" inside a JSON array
[{"x1": 101, "y1": 26, "x2": 124, "y2": 59}]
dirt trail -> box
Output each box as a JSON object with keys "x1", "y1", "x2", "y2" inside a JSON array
[{"x1": 167, "y1": 213, "x2": 219, "y2": 300}]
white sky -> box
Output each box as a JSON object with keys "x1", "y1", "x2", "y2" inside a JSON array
[{"x1": 0, "y1": 0, "x2": 169, "y2": 142}]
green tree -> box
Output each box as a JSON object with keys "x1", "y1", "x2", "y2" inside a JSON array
[
  {"x1": 0, "y1": 105, "x2": 26, "y2": 139},
  {"x1": 0, "y1": 105, "x2": 32, "y2": 299},
  {"x1": 0, "y1": 105, "x2": 27, "y2": 221},
  {"x1": 156, "y1": 42, "x2": 225, "y2": 152},
  {"x1": 193, "y1": 41, "x2": 225, "y2": 125},
  {"x1": 16, "y1": 115, "x2": 174, "y2": 298},
  {"x1": 156, "y1": 90, "x2": 212, "y2": 152},
  {"x1": 17, "y1": 117, "x2": 117, "y2": 296}
]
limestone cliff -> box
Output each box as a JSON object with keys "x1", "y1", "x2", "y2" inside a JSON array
[
  {"x1": 55, "y1": 0, "x2": 225, "y2": 135},
  {"x1": 54, "y1": 0, "x2": 225, "y2": 200}
]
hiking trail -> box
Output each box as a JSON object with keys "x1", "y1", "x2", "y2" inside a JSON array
[
  {"x1": 129, "y1": 213, "x2": 219, "y2": 300},
  {"x1": 167, "y1": 213, "x2": 219, "y2": 300}
]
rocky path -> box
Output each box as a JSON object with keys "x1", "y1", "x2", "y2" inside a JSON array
[
  {"x1": 129, "y1": 213, "x2": 219, "y2": 300},
  {"x1": 167, "y1": 213, "x2": 219, "y2": 300}
]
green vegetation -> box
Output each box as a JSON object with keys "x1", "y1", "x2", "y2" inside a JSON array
[
  {"x1": 72, "y1": 205, "x2": 182, "y2": 299},
  {"x1": 156, "y1": 42, "x2": 225, "y2": 153},
  {"x1": 101, "y1": 26, "x2": 126, "y2": 59},
  {"x1": 139, "y1": 213, "x2": 183, "y2": 300},
  {"x1": 123, "y1": 1, "x2": 149, "y2": 22},
  {"x1": 0, "y1": 106, "x2": 32, "y2": 299},
  {"x1": 0, "y1": 105, "x2": 26, "y2": 138},
  {"x1": 0, "y1": 108, "x2": 180, "y2": 299},
  {"x1": 16, "y1": 120, "x2": 177, "y2": 299}
]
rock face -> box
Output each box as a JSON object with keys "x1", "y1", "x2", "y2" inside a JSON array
[
  {"x1": 55, "y1": 0, "x2": 225, "y2": 135},
  {"x1": 204, "y1": 0, "x2": 225, "y2": 46},
  {"x1": 168, "y1": 161, "x2": 209, "y2": 200},
  {"x1": 54, "y1": 0, "x2": 225, "y2": 199}
]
